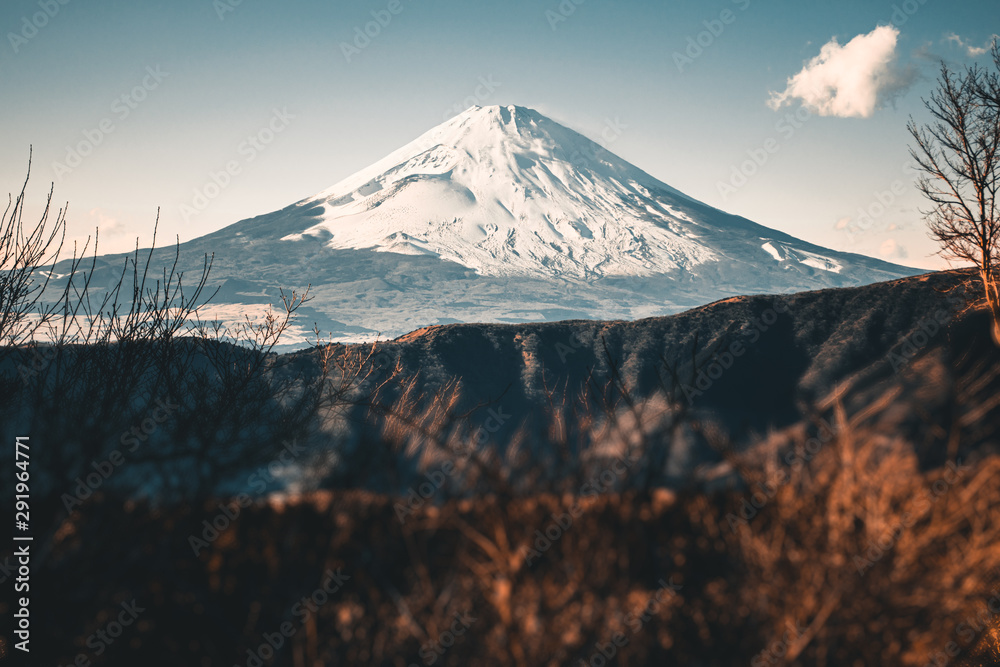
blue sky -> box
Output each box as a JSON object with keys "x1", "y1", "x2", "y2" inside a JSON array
[{"x1": 1, "y1": 0, "x2": 997, "y2": 268}]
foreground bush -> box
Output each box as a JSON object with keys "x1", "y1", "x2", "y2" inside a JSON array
[{"x1": 9, "y1": 432, "x2": 999, "y2": 666}]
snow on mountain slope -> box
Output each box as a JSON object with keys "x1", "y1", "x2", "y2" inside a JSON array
[
  {"x1": 261, "y1": 105, "x2": 917, "y2": 290},
  {"x1": 278, "y1": 105, "x2": 805, "y2": 279}
]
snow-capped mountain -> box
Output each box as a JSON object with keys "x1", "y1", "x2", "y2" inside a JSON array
[
  {"x1": 282, "y1": 105, "x2": 885, "y2": 281},
  {"x1": 72, "y1": 104, "x2": 920, "y2": 344},
  {"x1": 285, "y1": 105, "x2": 717, "y2": 278}
]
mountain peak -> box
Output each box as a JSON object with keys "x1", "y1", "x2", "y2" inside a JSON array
[
  {"x1": 454, "y1": 103, "x2": 541, "y2": 121},
  {"x1": 281, "y1": 104, "x2": 911, "y2": 284},
  {"x1": 297, "y1": 103, "x2": 708, "y2": 278},
  {"x1": 455, "y1": 103, "x2": 537, "y2": 117},
  {"x1": 435, "y1": 103, "x2": 552, "y2": 148}
]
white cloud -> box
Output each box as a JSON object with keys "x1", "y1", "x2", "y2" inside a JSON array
[
  {"x1": 944, "y1": 32, "x2": 998, "y2": 57},
  {"x1": 879, "y1": 238, "x2": 908, "y2": 259},
  {"x1": 86, "y1": 208, "x2": 127, "y2": 237},
  {"x1": 768, "y1": 26, "x2": 914, "y2": 118}
]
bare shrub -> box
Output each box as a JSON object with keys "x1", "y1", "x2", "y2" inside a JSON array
[
  {"x1": 909, "y1": 45, "x2": 1000, "y2": 344},
  {"x1": 721, "y1": 384, "x2": 1000, "y2": 666}
]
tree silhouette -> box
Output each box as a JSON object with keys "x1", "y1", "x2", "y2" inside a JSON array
[{"x1": 908, "y1": 43, "x2": 1000, "y2": 344}]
